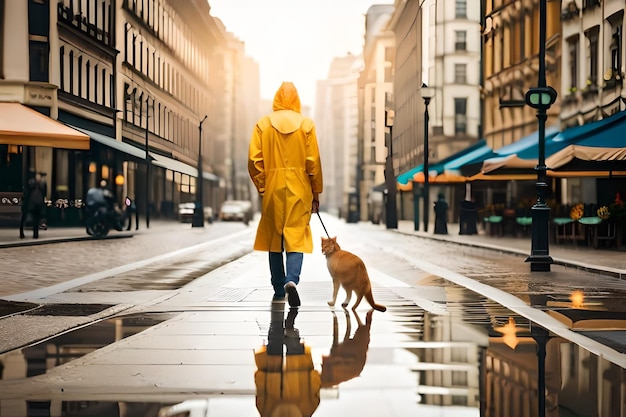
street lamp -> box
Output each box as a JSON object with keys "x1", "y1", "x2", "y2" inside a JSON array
[
  {"x1": 524, "y1": 0, "x2": 557, "y2": 272},
  {"x1": 421, "y1": 83, "x2": 434, "y2": 232},
  {"x1": 144, "y1": 96, "x2": 153, "y2": 229},
  {"x1": 192, "y1": 115, "x2": 208, "y2": 228},
  {"x1": 384, "y1": 109, "x2": 397, "y2": 229}
]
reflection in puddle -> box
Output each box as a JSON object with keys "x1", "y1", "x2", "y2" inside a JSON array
[
  {"x1": 0, "y1": 284, "x2": 623, "y2": 417},
  {"x1": 321, "y1": 309, "x2": 372, "y2": 388},
  {"x1": 254, "y1": 303, "x2": 321, "y2": 417},
  {"x1": 0, "y1": 314, "x2": 171, "y2": 379}
]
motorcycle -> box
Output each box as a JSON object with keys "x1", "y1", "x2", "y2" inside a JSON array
[{"x1": 85, "y1": 190, "x2": 132, "y2": 238}]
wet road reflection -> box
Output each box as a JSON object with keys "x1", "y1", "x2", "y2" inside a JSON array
[{"x1": 0, "y1": 279, "x2": 624, "y2": 417}]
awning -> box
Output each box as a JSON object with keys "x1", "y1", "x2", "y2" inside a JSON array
[
  {"x1": 545, "y1": 110, "x2": 626, "y2": 174},
  {"x1": 443, "y1": 141, "x2": 497, "y2": 177},
  {"x1": 397, "y1": 139, "x2": 492, "y2": 190},
  {"x1": 70, "y1": 126, "x2": 147, "y2": 161},
  {"x1": 0, "y1": 102, "x2": 90, "y2": 149},
  {"x1": 149, "y1": 153, "x2": 220, "y2": 182},
  {"x1": 479, "y1": 125, "x2": 561, "y2": 175}
]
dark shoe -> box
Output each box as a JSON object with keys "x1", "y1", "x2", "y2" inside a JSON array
[
  {"x1": 284, "y1": 282, "x2": 300, "y2": 307},
  {"x1": 19, "y1": 234, "x2": 25, "y2": 239}
]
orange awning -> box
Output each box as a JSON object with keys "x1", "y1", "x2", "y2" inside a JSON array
[{"x1": 0, "y1": 102, "x2": 89, "y2": 149}]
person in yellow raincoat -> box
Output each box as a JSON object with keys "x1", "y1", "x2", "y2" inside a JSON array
[{"x1": 248, "y1": 82, "x2": 323, "y2": 307}]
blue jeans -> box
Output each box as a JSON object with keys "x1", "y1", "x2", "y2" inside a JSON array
[{"x1": 269, "y1": 251, "x2": 303, "y2": 297}]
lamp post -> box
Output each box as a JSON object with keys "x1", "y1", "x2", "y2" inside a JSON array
[
  {"x1": 421, "y1": 84, "x2": 434, "y2": 232},
  {"x1": 524, "y1": 0, "x2": 556, "y2": 272},
  {"x1": 144, "y1": 97, "x2": 153, "y2": 229},
  {"x1": 192, "y1": 115, "x2": 208, "y2": 228},
  {"x1": 384, "y1": 109, "x2": 397, "y2": 229}
]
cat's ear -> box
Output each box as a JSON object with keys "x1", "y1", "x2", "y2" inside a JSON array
[{"x1": 332, "y1": 236, "x2": 337, "y2": 242}]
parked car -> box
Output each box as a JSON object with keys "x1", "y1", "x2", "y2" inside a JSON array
[
  {"x1": 178, "y1": 202, "x2": 213, "y2": 223},
  {"x1": 219, "y1": 200, "x2": 252, "y2": 224}
]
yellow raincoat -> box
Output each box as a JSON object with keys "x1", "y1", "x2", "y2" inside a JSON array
[{"x1": 248, "y1": 82, "x2": 323, "y2": 253}]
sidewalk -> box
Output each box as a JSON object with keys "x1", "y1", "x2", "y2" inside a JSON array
[
  {"x1": 0, "y1": 218, "x2": 186, "y2": 248},
  {"x1": 2, "y1": 218, "x2": 624, "y2": 278},
  {"x1": 395, "y1": 220, "x2": 626, "y2": 279}
]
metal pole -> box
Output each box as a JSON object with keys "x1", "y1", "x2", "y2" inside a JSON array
[
  {"x1": 525, "y1": 0, "x2": 553, "y2": 271},
  {"x1": 413, "y1": 180, "x2": 420, "y2": 231},
  {"x1": 192, "y1": 115, "x2": 208, "y2": 228},
  {"x1": 423, "y1": 98, "x2": 430, "y2": 232},
  {"x1": 385, "y1": 110, "x2": 397, "y2": 229},
  {"x1": 145, "y1": 98, "x2": 150, "y2": 229}
]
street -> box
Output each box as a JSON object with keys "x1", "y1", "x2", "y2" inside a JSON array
[{"x1": 0, "y1": 216, "x2": 625, "y2": 417}]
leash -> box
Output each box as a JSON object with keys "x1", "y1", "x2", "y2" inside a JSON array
[{"x1": 316, "y1": 212, "x2": 331, "y2": 238}]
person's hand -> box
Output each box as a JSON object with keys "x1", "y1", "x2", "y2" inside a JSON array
[{"x1": 312, "y1": 200, "x2": 319, "y2": 214}]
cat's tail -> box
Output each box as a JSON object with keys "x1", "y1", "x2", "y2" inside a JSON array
[{"x1": 366, "y1": 290, "x2": 387, "y2": 312}]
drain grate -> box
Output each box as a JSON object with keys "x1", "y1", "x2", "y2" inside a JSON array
[{"x1": 203, "y1": 287, "x2": 255, "y2": 302}]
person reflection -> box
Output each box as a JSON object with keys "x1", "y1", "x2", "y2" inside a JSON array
[
  {"x1": 254, "y1": 303, "x2": 321, "y2": 417},
  {"x1": 321, "y1": 309, "x2": 373, "y2": 388}
]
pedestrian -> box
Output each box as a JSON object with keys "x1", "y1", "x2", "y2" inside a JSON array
[
  {"x1": 459, "y1": 197, "x2": 478, "y2": 235},
  {"x1": 19, "y1": 171, "x2": 46, "y2": 239},
  {"x1": 248, "y1": 81, "x2": 324, "y2": 307},
  {"x1": 433, "y1": 193, "x2": 449, "y2": 235}
]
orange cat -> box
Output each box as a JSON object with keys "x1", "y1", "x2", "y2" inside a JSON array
[{"x1": 321, "y1": 236, "x2": 386, "y2": 312}]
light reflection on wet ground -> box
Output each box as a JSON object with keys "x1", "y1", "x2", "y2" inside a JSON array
[{"x1": 1, "y1": 278, "x2": 623, "y2": 417}]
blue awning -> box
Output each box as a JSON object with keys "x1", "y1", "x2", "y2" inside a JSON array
[
  {"x1": 552, "y1": 109, "x2": 626, "y2": 148},
  {"x1": 480, "y1": 125, "x2": 562, "y2": 175},
  {"x1": 546, "y1": 110, "x2": 626, "y2": 172},
  {"x1": 443, "y1": 141, "x2": 497, "y2": 176},
  {"x1": 397, "y1": 139, "x2": 489, "y2": 185},
  {"x1": 396, "y1": 164, "x2": 423, "y2": 186}
]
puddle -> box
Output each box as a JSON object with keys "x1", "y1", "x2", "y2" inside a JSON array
[
  {"x1": 0, "y1": 313, "x2": 173, "y2": 379},
  {"x1": 0, "y1": 284, "x2": 624, "y2": 417},
  {"x1": 0, "y1": 299, "x2": 39, "y2": 317}
]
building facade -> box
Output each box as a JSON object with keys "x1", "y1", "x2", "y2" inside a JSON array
[
  {"x1": 482, "y1": 0, "x2": 562, "y2": 151},
  {"x1": 357, "y1": 4, "x2": 395, "y2": 223},
  {"x1": 315, "y1": 54, "x2": 361, "y2": 220},
  {"x1": 0, "y1": 0, "x2": 258, "y2": 227}
]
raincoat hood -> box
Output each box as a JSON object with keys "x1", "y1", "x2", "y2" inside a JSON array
[
  {"x1": 270, "y1": 82, "x2": 304, "y2": 135},
  {"x1": 272, "y1": 82, "x2": 301, "y2": 113}
]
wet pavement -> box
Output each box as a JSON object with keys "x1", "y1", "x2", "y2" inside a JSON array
[{"x1": 0, "y1": 216, "x2": 625, "y2": 416}]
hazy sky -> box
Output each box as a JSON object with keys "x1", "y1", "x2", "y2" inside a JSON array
[{"x1": 208, "y1": 0, "x2": 381, "y2": 110}]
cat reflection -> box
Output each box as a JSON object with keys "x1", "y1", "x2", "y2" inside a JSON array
[
  {"x1": 321, "y1": 309, "x2": 373, "y2": 388},
  {"x1": 254, "y1": 303, "x2": 321, "y2": 417}
]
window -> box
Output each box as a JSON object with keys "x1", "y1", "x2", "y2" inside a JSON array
[
  {"x1": 454, "y1": 98, "x2": 467, "y2": 134},
  {"x1": 29, "y1": 41, "x2": 49, "y2": 82},
  {"x1": 77, "y1": 56, "x2": 82, "y2": 97},
  {"x1": 454, "y1": 64, "x2": 467, "y2": 84},
  {"x1": 59, "y1": 46, "x2": 64, "y2": 90},
  {"x1": 68, "y1": 50, "x2": 74, "y2": 94},
  {"x1": 94, "y1": 64, "x2": 98, "y2": 103},
  {"x1": 455, "y1": 0, "x2": 467, "y2": 18},
  {"x1": 568, "y1": 37, "x2": 578, "y2": 90},
  {"x1": 585, "y1": 27, "x2": 599, "y2": 84},
  {"x1": 455, "y1": 31, "x2": 467, "y2": 51},
  {"x1": 85, "y1": 60, "x2": 90, "y2": 101},
  {"x1": 611, "y1": 26, "x2": 622, "y2": 77}
]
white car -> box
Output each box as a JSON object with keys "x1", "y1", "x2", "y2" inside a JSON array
[
  {"x1": 178, "y1": 202, "x2": 213, "y2": 223},
  {"x1": 219, "y1": 200, "x2": 252, "y2": 224}
]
